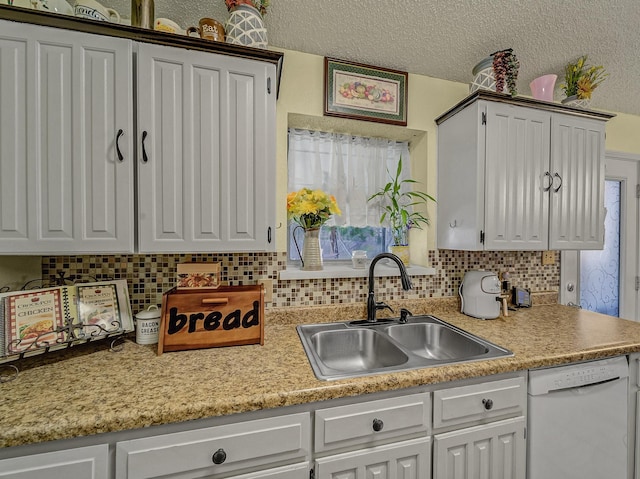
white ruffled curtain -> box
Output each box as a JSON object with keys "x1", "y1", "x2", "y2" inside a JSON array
[{"x1": 287, "y1": 128, "x2": 411, "y2": 228}]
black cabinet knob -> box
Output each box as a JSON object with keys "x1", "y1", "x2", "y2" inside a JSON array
[
  {"x1": 372, "y1": 418, "x2": 384, "y2": 432},
  {"x1": 212, "y1": 448, "x2": 227, "y2": 464},
  {"x1": 482, "y1": 398, "x2": 494, "y2": 410}
]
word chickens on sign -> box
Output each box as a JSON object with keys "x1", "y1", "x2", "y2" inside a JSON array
[{"x1": 158, "y1": 286, "x2": 264, "y2": 355}]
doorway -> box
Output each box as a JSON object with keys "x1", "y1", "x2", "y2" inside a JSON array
[{"x1": 560, "y1": 151, "x2": 639, "y2": 321}]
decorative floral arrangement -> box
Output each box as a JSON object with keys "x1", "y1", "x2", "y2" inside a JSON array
[
  {"x1": 225, "y1": 0, "x2": 269, "y2": 16},
  {"x1": 492, "y1": 48, "x2": 519, "y2": 96},
  {"x1": 367, "y1": 157, "x2": 435, "y2": 246},
  {"x1": 287, "y1": 188, "x2": 341, "y2": 230},
  {"x1": 561, "y1": 55, "x2": 608, "y2": 100}
]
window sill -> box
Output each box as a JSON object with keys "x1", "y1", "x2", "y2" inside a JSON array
[{"x1": 279, "y1": 263, "x2": 435, "y2": 281}]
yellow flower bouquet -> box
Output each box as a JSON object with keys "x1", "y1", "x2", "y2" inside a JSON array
[
  {"x1": 287, "y1": 188, "x2": 341, "y2": 230},
  {"x1": 561, "y1": 55, "x2": 608, "y2": 100}
]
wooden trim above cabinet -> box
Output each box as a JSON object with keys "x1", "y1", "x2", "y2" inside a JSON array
[
  {"x1": 435, "y1": 90, "x2": 616, "y2": 125},
  {"x1": 0, "y1": 5, "x2": 284, "y2": 92}
]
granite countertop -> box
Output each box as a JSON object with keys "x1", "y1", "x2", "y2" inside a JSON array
[{"x1": 2, "y1": 297, "x2": 640, "y2": 449}]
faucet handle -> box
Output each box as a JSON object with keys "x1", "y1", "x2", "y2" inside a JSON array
[
  {"x1": 375, "y1": 302, "x2": 394, "y2": 314},
  {"x1": 399, "y1": 308, "x2": 413, "y2": 323}
]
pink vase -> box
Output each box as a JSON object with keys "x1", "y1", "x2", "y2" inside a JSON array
[{"x1": 529, "y1": 74, "x2": 557, "y2": 101}]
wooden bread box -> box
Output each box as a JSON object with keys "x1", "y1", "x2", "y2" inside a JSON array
[{"x1": 158, "y1": 285, "x2": 264, "y2": 355}]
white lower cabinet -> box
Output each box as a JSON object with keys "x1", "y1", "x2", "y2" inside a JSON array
[
  {"x1": 115, "y1": 413, "x2": 311, "y2": 479},
  {"x1": 433, "y1": 377, "x2": 526, "y2": 430},
  {"x1": 224, "y1": 462, "x2": 309, "y2": 479},
  {"x1": 629, "y1": 353, "x2": 640, "y2": 479},
  {"x1": 312, "y1": 392, "x2": 431, "y2": 479},
  {"x1": 314, "y1": 392, "x2": 430, "y2": 454},
  {"x1": 432, "y1": 375, "x2": 527, "y2": 479},
  {"x1": 315, "y1": 437, "x2": 430, "y2": 479},
  {"x1": 0, "y1": 444, "x2": 109, "y2": 479},
  {"x1": 0, "y1": 374, "x2": 531, "y2": 479},
  {"x1": 433, "y1": 417, "x2": 526, "y2": 479}
]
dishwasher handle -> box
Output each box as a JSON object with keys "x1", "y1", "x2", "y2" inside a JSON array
[{"x1": 547, "y1": 376, "x2": 621, "y2": 394}]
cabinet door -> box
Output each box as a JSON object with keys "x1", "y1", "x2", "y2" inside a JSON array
[
  {"x1": 136, "y1": 42, "x2": 276, "y2": 253},
  {"x1": 636, "y1": 391, "x2": 640, "y2": 479},
  {"x1": 433, "y1": 417, "x2": 525, "y2": 479},
  {"x1": 436, "y1": 102, "x2": 485, "y2": 250},
  {"x1": 0, "y1": 20, "x2": 134, "y2": 254},
  {"x1": 549, "y1": 114, "x2": 605, "y2": 249},
  {"x1": 228, "y1": 462, "x2": 309, "y2": 479},
  {"x1": 116, "y1": 412, "x2": 310, "y2": 479},
  {"x1": 484, "y1": 102, "x2": 550, "y2": 250},
  {"x1": 0, "y1": 444, "x2": 108, "y2": 479},
  {"x1": 315, "y1": 437, "x2": 430, "y2": 479},
  {"x1": 314, "y1": 392, "x2": 430, "y2": 454},
  {"x1": 0, "y1": 23, "x2": 29, "y2": 248},
  {"x1": 433, "y1": 377, "x2": 526, "y2": 430}
]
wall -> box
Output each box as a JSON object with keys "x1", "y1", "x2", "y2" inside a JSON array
[
  {"x1": 604, "y1": 112, "x2": 640, "y2": 154},
  {"x1": 274, "y1": 48, "x2": 469, "y2": 253},
  {"x1": 3, "y1": 48, "x2": 638, "y2": 312}
]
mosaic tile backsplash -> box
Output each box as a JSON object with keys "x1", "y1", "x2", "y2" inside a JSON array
[{"x1": 41, "y1": 250, "x2": 559, "y2": 313}]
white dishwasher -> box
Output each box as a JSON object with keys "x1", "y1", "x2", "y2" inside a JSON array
[{"x1": 528, "y1": 356, "x2": 629, "y2": 479}]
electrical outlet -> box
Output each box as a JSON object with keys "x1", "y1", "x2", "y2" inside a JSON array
[
  {"x1": 541, "y1": 251, "x2": 555, "y2": 265},
  {"x1": 257, "y1": 279, "x2": 273, "y2": 303}
]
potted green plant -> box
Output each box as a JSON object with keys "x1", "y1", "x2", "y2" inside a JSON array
[
  {"x1": 560, "y1": 55, "x2": 608, "y2": 108},
  {"x1": 367, "y1": 157, "x2": 435, "y2": 265}
]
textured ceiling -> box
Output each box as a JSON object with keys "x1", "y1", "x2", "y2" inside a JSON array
[{"x1": 109, "y1": 0, "x2": 640, "y2": 116}]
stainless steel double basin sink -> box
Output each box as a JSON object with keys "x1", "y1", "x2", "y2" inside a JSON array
[{"x1": 297, "y1": 315, "x2": 512, "y2": 381}]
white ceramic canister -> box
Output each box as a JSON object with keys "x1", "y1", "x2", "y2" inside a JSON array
[{"x1": 135, "y1": 305, "x2": 160, "y2": 345}]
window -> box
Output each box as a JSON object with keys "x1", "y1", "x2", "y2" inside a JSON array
[{"x1": 287, "y1": 128, "x2": 411, "y2": 262}]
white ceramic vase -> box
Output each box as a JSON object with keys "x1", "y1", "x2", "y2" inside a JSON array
[
  {"x1": 224, "y1": 4, "x2": 268, "y2": 49},
  {"x1": 562, "y1": 95, "x2": 591, "y2": 109},
  {"x1": 301, "y1": 228, "x2": 323, "y2": 271}
]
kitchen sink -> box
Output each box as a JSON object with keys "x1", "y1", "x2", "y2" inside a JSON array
[
  {"x1": 297, "y1": 315, "x2": 512, "y2": 381},
  {"x1": 310, "y1": 329, "x2": 409, "y2": 373},
  {"x1": 383, "y1": 323, "x2": 489, "y2": 360}
]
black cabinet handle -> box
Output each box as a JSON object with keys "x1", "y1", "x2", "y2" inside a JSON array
[
  {"x1": 142, "y1": 131, "x2": 149, "y2": 163},
  {"x1": 553, "y1": 172, "x2": 563, "y2": 193},
  {"x1": 482, "y1": 398, "x2": 494, "y2": 410},
  {"x1": 372, "y1": 418, "x2": 384, "y2": 432},
  {"x1": 543, "y1": 171, "x2": 552, "y2": 191},
  {"x1": 212, "y1": 448, "x2": 226, "y2": 464},
  {"x1": 116, "y1": 129, "x2": 124, "y2": 162}
]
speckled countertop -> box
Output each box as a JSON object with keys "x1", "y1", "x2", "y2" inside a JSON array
[{"x1": 2, "y1": 295, "x2": 640, "y2": 449}]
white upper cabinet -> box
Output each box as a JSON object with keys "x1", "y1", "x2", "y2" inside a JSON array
[
  {"x1": 0, "y1": 12, "x2": 281, "y2": 255},
  {"x1": 136, "y1": 42, "x2": 276, "y2": 253},
  {"x1": 436, "y1": 92, "x2": 612, "y2": 251},
  {"x1": 483, "y1": 102, "x2": 550, "y2": 250},
  {"x1": 549, "y1": 114, "x2": 606, "y2": 249},
  {"x1": 0, "y1": 19, "x2": 134, "y2": 254}
]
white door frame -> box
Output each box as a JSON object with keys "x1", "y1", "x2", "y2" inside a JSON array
[{"x1": 560, "y1": 150, "x2": 640, "y2": 320}]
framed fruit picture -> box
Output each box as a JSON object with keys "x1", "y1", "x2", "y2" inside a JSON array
[{"x1": 324, "y1": 57, "x2": 408, "y2": 126}]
